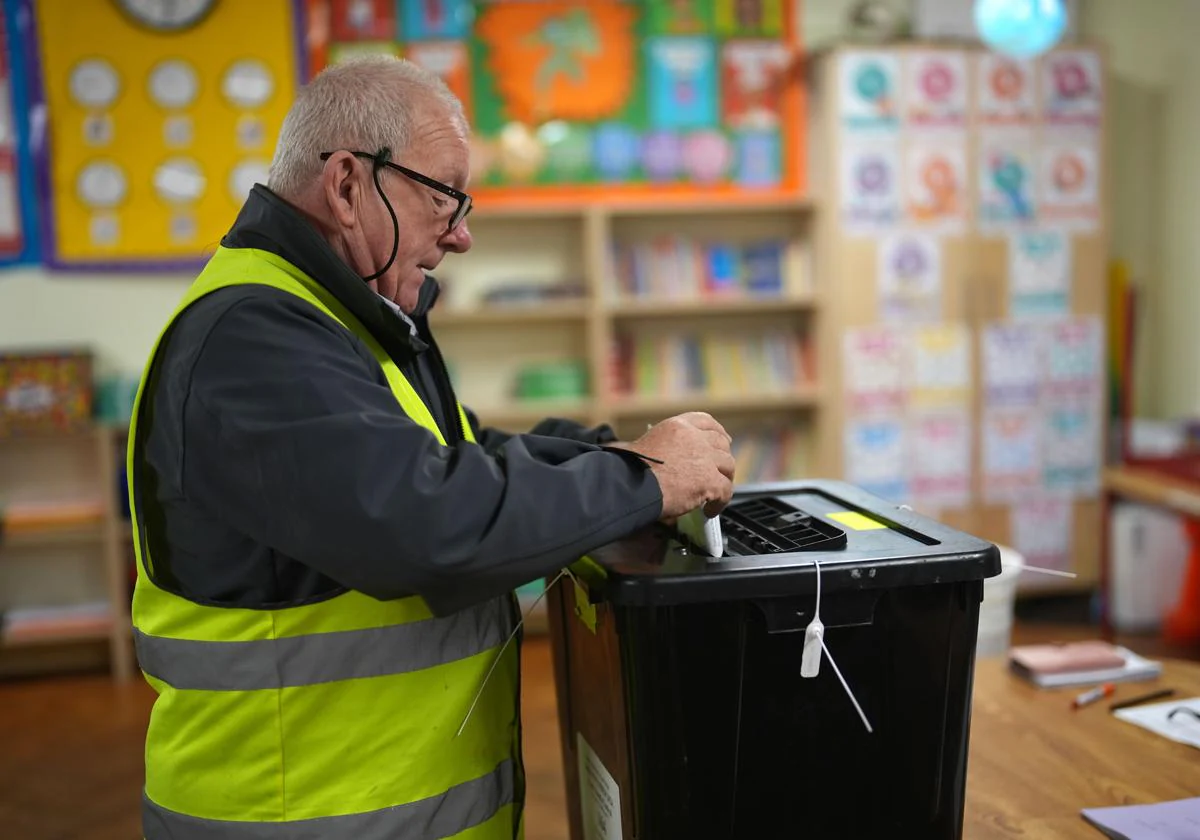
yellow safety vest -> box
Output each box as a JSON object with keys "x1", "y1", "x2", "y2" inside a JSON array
[{"x1": 127, "y1": 246, "x2": 523, "y2": 839}]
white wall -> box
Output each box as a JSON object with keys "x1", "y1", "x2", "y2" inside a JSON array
[
  {"x1": 0, "y1": 268, "x2": 191, "y2": 376},
  {"x1": 1078, "y1": 0, "x2": 1200, "y2": 419}
]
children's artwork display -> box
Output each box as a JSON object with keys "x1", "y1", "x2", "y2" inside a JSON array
[
  {"x1": 25, "y1": 0, "x2": 303, "y2": 269},
  {"x1": 0, "y1": 2, "x2": 39, "y2": 266},
  {"x1": 306, "y1": 0, "x2": 806, "y2": 205}
]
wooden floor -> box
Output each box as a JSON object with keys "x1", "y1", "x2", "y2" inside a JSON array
[{"x1": 0, "y1": 624, "x2": 1195, "y2": 840}]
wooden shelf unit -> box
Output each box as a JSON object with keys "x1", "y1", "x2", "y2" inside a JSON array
[
  {"x1": 432, "y1": 200, "x2": 832, "y2": 473},
  {"x1": 0, "y1": 425, "x2": 135, "y2": 681}
]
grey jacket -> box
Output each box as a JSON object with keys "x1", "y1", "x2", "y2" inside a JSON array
[{"x1": 132, "y1": 185, "x2": 664, "y2": 616}]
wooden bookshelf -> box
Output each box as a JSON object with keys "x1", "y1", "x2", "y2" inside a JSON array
[
  {"x1": 433, "y1": 199, "x2": 832, "y2": 480},
  {"x1": 0, "y1": 424, "x2": 135, "y2": 681}
]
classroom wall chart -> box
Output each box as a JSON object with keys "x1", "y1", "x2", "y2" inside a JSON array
[
  {"x1": 26, "y1": 0, "x2": 303, "y2": 270},
  {"x1": 305, "y1": 0, "x2": 806, "y2": 206},
  {"x1": 0, "y1": 1, "x2": 40, "y2": 266}
]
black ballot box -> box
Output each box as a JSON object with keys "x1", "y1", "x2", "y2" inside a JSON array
[{"x1": 545, "y1": 479, "x2": 1001, "y2": 840}]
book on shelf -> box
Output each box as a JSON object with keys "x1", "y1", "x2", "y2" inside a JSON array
[
  {"x1": 609, "y1": 236, "x2": 795, "y2": 300},
  {"x1": 732, "y1": 426, "x2": 811, "y2": 483},
  {"x1": 0, "y1": 601, "x2": 112, "y2": 644},
  {"x1": 0, "y1": 498, "x2": 105, "y2": 535},
  {"x1": 609, "y1": 329, "x2": 815, "y2": 398}
]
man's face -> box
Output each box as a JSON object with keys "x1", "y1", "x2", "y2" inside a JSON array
[{"x1": 327, "y1": 104, "x2": 473, "y2": 314}]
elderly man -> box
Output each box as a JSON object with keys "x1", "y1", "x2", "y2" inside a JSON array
[{"x1": 127, "y1": 56, "x2": 734, "y2": 839}]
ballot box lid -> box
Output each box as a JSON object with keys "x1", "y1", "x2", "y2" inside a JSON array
[{"x1": 582, "y1": 479, "x2": 1002, "y2": 607}]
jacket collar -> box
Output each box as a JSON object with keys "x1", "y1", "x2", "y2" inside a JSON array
[{"x1": 220, "y1": 185, "x2": 440, "y2": 359}]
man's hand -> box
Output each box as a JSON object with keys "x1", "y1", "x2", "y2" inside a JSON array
[{"x1": 626, "y1": 412, "x2": 735, "y2": 520}]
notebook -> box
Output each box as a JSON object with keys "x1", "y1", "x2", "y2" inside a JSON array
[
  {"x1": 1008, "y1": 642, "x2": 1162, "y2": 688},
  {"x1": 1081, "y1": 796, "x2": 1200, "y2": 839}
]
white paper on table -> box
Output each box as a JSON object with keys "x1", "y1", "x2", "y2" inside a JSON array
[
  {"x1": 902, "y1": 135, "x2": 967, "y2": 233},
  {"x1": 843, "y1": 326, "x2": 908, "y2": 413},
  {"x1": 982, "y1": 322, "x2": 1041, "y2": 407},
  {"x1": 1009, "y1": 230, "x2": 1072, "y2": 319},
  {"x1": 983, "y1": 408, "x2": 1041, "y2": 502},
  {"x1": 1041, "y1": 393, "x2": 1102, "y2": 497},
  {"x1": 974, "y1": 53, "x2": 1036, "y2": 128},
  {"x1": 877, "y1": 231, "x2": 942, "y2": 322},
  {"x1": 903, "y1": 49, "x2": 968, "y2": 130},
  {"x1": 1010, "y1": 496, "x2": 1073, "y2": 572},
  {"x1": 909, "y1": 408, "x2": 972, "y2": 509},
  {"x1": 845, "y1": 416, "x2": 909, "y2": 503},
  {"x1": 1114, "y1": 697, "x2": 1200, "y2": 751},
  {"x1": 912, "y1": 323, "x2": 971, "y2": 407},
  {"x1": 840, "y1": 141, "x2": 902, "y2": 236}
]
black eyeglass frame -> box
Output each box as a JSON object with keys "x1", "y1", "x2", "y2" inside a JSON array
[{"x1": 319, "y1": 149, "x2": 473, "y2": 231}]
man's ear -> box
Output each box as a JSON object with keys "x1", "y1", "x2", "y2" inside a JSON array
[{"x1": 322, "y1": 152, "x2": 361, "y2": 229}]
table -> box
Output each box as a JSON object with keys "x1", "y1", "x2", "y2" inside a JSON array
[
  {"x1": 1099, "y1": 463, "x2": 1200, "y2": 638},
  {"x1": 965, "y1": 655, "x2": 1200, "y2": 838}
]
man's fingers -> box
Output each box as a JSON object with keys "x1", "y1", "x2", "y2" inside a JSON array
[
  {"x1": 715, "y1": 451, "x2": 736, "y2": 480},
  {"x1": 704, "y1": 428, "x2": 733, "y2": 453},
  {"x1": 678, "y1": 411, "x2": 730, "y2": 439}
]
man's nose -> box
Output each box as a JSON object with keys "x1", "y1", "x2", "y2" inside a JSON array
[{"x1": 441, "y1": 220, "x2": 472, "y2": 253}]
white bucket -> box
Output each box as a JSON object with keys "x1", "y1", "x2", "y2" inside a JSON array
[{"x1": 977, "y1": 545, "x2": 1024, "y2": 658}]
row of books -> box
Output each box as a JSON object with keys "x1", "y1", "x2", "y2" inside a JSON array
[
  {"x1": 0, "y1": 601, "x2": 111, "y2": 645},
  {"x1": 732, "y1": 426, "x2": 812, "y2": 484},
  {"x1": 609, "y1": 330, "x2": 815, "y2": 397},
  {"x1": 609, "y1": 237, "x2": 790, "y2": 300}
]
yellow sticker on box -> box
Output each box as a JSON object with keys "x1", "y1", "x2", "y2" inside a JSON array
[{"x1": 828, "y1": 511, "x2": 887, "y2": 530}]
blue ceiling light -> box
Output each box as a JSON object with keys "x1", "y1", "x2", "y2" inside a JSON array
[{"x1": 974, "y1": 0, "x2": 1069, "y2": 59}]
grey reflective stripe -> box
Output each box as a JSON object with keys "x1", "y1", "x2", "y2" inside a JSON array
[
  {"x1": 143, "y1": 759, "x2": 514, "y2": 840},
  {"x1": 135, "y1": 597, "x2": 509, "y2": 691}
]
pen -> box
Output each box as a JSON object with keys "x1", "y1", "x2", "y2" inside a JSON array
[
  {"x1": 1071, "y1": 683, "x2": 1115, "y2": 710},
  {"x1": 1109, "y1": 687, "x2": 1175, "y2": 712}
]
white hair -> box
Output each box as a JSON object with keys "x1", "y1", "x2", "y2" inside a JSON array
[{"x1": 267, "y1": 55, "x2": 467, "y2": 198}]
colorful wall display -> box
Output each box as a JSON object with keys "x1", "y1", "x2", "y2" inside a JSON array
[
  {"x1": 306, "y1": 0, "x2": 806, "y2": 207},
  {"x1": 0, "y1": 1, "x2": 40, "y2": 266},
  {"x1": 25, "y1": 0, "x2": 304, "y2": 270}
]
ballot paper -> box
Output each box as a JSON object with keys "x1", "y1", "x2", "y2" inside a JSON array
[
  {"x1": 1114, "y1": 697, "x2": 1200, "y2": 751},
  {"x1": 1082, "y1": 796, "x2": 1200, "y2": 840}
]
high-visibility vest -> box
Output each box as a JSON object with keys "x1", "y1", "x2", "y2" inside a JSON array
[{"x1": 127, "y1": 245, "x2": 523, "y2": 840}]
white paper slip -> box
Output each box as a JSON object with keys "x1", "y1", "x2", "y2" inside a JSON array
[
  {"x1": 1082, "y1": 796, "x2": 1200, "y2": 840},
  {"x1": 1114, "y1": 697, "x2": 1200, "y2": 751}
]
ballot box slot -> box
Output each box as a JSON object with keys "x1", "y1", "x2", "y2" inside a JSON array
[{"x1": 720, "y1": 496, "x2": 848, "y2": 556}]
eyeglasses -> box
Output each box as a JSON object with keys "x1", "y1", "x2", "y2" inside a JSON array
[{"x1": 319, "y1": 149, "x2": 473, "y2": 232}]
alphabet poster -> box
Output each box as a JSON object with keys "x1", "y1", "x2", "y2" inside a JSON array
[
  {"x1": 307, "y1": 0, "x2": 806, "y2": 205},
  {"x1": 840, "y1": 141, "x2": 902, "y2": 235},
  {"x1": 1041, "y1": 49, "x2": 1104, "y2": 129},
  {"x1": 839, "y1": 50, "x2": 901, "y2": 133},
  {"x1": 977, "y1": 129, "x2": 1037, "y2": 233},
  {"x1": 975, "y1": 53, "x2": 1036, "y2": 128},
  {"x1": 877, "y1": 230, "x2": 942, "y2": 322},
  {"x1": 845, "y1": 417, "x2": 909, "y2": 503},
  {"x1": 909, "y1": 409, "x2": 971, "y2": 509},
  {"x1": 1009, "y1": 229, "x2": 1072, "y2": 318},
  {"x1": 903, "y1": 50, "x2": 968, "y2": 130},
  {"x1": 25, "y1": 0, "x2": 302, "y2": 269},
  {"x1": 903, "y1": 136, "x2": 967, "y2": 232},
  {"x1": 1037, "y1": 136, "x2": 1100, "y2": 232}
]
